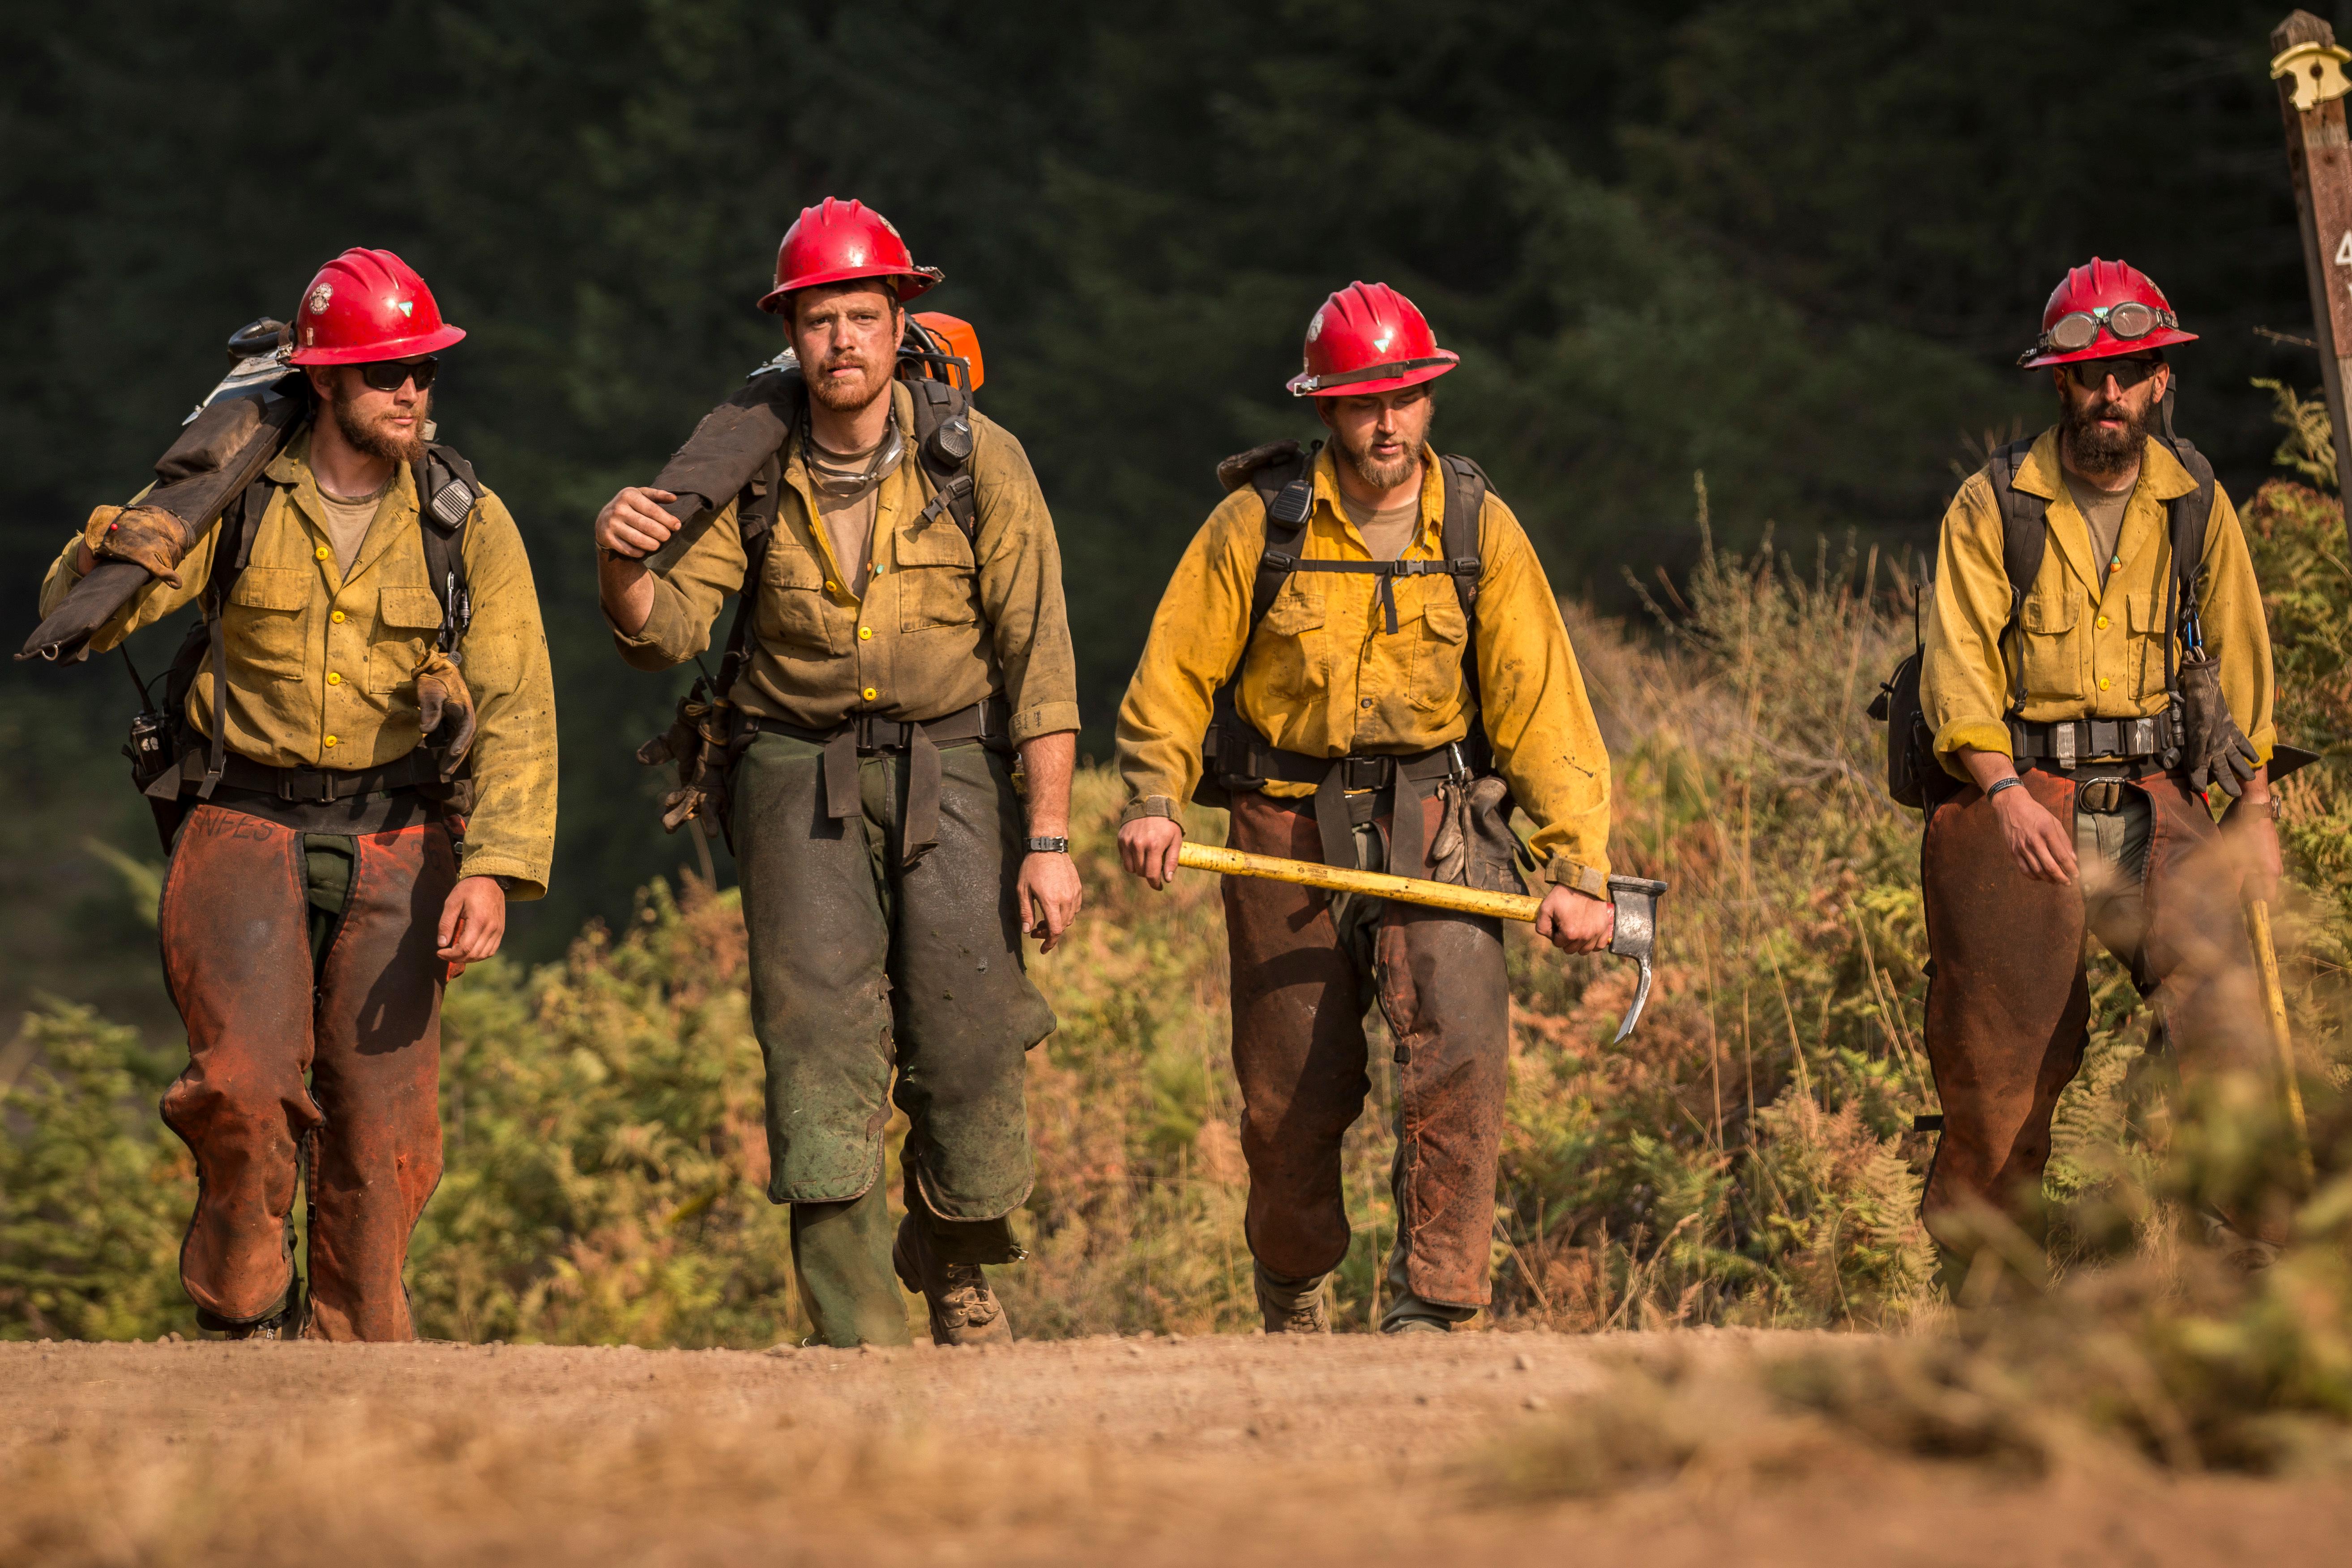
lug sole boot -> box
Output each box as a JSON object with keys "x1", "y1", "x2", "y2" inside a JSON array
[
  {"x1": 892, "y1": 1213, "x2": 1013, "y2": 1347},
  {"x1": 1254, "y1": 1263, "x2": 1329, "y2": 1334}
]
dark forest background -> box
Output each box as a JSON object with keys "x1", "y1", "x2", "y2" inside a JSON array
[{"x1": 0, "y1": 0, "x2": 2338, "y2": 1038}]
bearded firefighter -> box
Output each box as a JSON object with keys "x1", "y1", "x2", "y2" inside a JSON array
[
  {"x1": 36, "y1": 248, "x2": 558, "y2": 1340},
  {"x1": 1116, "y1": 282, "x2": 1614, "y2": 1333},
  {"x1": 594, "y1": 199, "x2": 1082, "y2": 1347},
  {"x1": 1919, "y1": 258, "x2": 2282, "y2": 1273}
]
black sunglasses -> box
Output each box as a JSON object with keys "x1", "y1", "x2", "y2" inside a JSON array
[
  {"x1": 356, "y1": 356, "x2": 439, "y2": 393},
  {"x1": 2061, "y1": 355, "x2": 2162, "y2": 391}
]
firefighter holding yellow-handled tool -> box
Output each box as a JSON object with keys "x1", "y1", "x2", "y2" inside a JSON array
[{"x1": 1115, "y1": 282, "x2": 1632, "y2": 1336}]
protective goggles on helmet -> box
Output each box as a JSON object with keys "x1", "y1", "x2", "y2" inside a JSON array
[
  {"x1": 2061, "y1": 354, "x2": 2163, "y2": 390},
  {"x1": 2031, "y1": 301, "x2": 2178, "y2": 359},
  {"x1": 356, "y1": 356, "x2": 438, "y2": 393}
]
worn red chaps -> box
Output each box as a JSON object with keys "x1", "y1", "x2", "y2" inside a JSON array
[{"x1": 158, "y1": 805, "x2": 453, "y2": 1341}]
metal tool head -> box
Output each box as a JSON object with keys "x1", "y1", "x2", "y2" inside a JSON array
[{"x1": 1606, "y1": 874, "x2": 1668, "y2": 1043}]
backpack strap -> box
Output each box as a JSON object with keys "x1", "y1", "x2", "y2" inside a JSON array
[
  {"x1": 415, "y1": 442, "x2": 480, "y2": 654},
  {"x1": 907, "y1": 377, "x2": 979, "y2": 543},
  {"x1": 1246, "y1": 442, "x2": 1318, "y2": 630},
  {"x1": 2160, "y1": 435, "x2": 2218, "y2": 710},
  {"x1": 1437, "y1": 452, "x2": 1488, "y2": 702},
  {"x1": 191, "y1": 474, "x2": 273, "y2": 800},
  {"x1": 1985, "y1": 437, "x2": 2047, "y2": 718},
  {"x1": 714, "y1": 453, "x2": 786, "y2": 700}
]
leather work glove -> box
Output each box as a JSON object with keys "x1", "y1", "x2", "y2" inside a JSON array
[
  {"x1": 413, "y1": 649, "x2": 479, "y2": 779},
  {"x1": 2177, "y1": 649, "x2": 2260, "y2": 801},
  {"x1": 82, "y1": 503, "x2": 199, "y2": 588},
  {"x1": 1428, "y1": 775, "x2": 1533, "y2": 893}
]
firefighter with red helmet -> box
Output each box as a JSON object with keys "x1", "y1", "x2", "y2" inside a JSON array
[
  {"x1": 594, "y1": 199, "x2": 1081, "y2": 1346},
  {"x1": 1918, "y1": 258, "x2": 2282, "y2": 1274},
  {"x1": 1115, "y1": 282, "x2": 1615, "y2": 1333},
  {"x1": 34, "y1": 247, "x2": 558, "y2": 1340}
]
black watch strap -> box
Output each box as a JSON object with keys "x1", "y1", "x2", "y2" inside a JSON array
[{"x1": 1023, "y1": 836, "x2": 1070, "y2": 854}]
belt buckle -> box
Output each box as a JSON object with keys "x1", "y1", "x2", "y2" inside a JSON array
[
  {"x1": 279, "y1": 769, "x2": 330, "y2": 804},
  {"x1": 1343, "y1": 756, "x2": 1386, "y2": 792},
  {"x1": 2080, "y1": 777, "x2": 2124, "y2": 814}
]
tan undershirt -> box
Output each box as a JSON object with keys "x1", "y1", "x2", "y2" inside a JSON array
[
  {"x1": 806, "y1": 437, "x2": 887, "y2": 592},
  {"x1": 1336, "y1": 491, "x2": 1423, "y2": 561},
  {"x1": 2064, "y1": 471, "x2": 2131, "y2": 591},
  {"x1": 315, "y1": 477, "x2": 390, "y2": 576}
]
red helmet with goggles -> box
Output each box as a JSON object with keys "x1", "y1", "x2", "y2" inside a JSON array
[
  {"x1": 2018, "y1": 258, "x2": 2197, "y2": 369},
  {"x1": 1286, "y1": 281, "x2": 1459, "y2": 397}
]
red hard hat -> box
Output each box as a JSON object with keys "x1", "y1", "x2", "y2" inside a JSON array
[
  {"x1": 757, "y1": 197, "x2": 944, "y2": 314},
  {"x1": 1286, "y1": 281, "x2": 1459, "y2": 397},
  {"x1": 287, "y1": 248, "x2": 466, "y2": 365},
  {"x1": 2018, "y1": 257, "x2": 2198, "y2": 369}
]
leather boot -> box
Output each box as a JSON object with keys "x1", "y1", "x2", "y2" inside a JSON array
[
  {"x1": 1254, "y1": 1263, "x2": 1329, "y2": 1334},
  {"x1": 892, "y1": 1213, "x2": 1012, "y2": 1346}
]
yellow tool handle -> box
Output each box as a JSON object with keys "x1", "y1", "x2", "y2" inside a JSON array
[
  {"x1": 1175, "y1": 841, "x2": 1544, "y2": 922},
  {"x1": 2246, "y1": 898, "x2": 2316, "y2": 1183}
]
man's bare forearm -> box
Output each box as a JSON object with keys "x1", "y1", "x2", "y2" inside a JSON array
[
  {"x1": 599, "y1": 554, "x2": 654, "y2": 637},
  {"x1": 1955, "y1": 746, "x2": 2018, "y2": 792},
  {"x1": 1018, "y1": 731, "x2": 1076, "y2": 837}
]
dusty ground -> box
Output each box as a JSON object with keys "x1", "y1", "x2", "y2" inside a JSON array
[{"x1": 2, "y1": 1329, "x2": 2346, "y2": 1565}]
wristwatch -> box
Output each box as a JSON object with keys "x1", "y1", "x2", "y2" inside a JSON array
[{"x1": 1023, "y1": 836, "x2": 1070, "y2": 854}]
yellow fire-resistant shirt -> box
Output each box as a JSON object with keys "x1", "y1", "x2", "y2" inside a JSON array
[
  {"x1": 609, "y1": 380, "x2": 1081, "y2": 744},
  {"x1": 1922, "y1": 427, "x2": 2275, "y2": 775},
  {"x1": 1117, "y1": 444, "x2": 1612, "y2": 889},
  {"x1": 38, "y1": 425, "x2": 560, "y2": 897}
]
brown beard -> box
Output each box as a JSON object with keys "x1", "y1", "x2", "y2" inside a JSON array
[
  {"x1": 332, "y1": 387, "x2": 430, "y2": 467},
  {"x1": 1337, "y1": 425, "x2": 1426, "y2": 491},
  {"x1": 2059, "y1": 384, "x2": 2148, "y2": 481},
  {"x1": 806, "y1": 354, "x2": 892, "y2": 414}
]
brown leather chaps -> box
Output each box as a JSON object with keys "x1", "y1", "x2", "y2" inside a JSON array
[
  {"x1": 1920, "y1": 767, "x2": 2269, "y2": 1249},
  {"x1": 1223, "y1": 789, "x2": 1512, "y2": 1308},
  {"x1": 158, "y1": 804, "x2": 455, "y2": 1340}
]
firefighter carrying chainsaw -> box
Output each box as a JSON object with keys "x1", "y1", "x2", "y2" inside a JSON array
[
  {"x1": 1908, "y1": 257, "x2": 2287, "y2": 1279},
  {"x1": 597, "y1": 198, "x2": 1082, "y2": 1347},
  {"x1": 1116, "y1": 282, "x2": 1617, "y2": 1335},
  {"x1": 28, "y1": 247, "x2": 558, "y2": 1340}
]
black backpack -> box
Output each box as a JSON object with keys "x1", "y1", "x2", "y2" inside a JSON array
[
  {"x1": 1870, "y1": 431, "x2": 2215, "y2": 807},
  {"x1": 1194, "y1": 439, "x2": 1489, "y2": 805}
]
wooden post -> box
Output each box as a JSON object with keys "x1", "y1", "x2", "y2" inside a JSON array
[{"x1": 2273, "y1": 10, "x2": 2352, "y2": 517}]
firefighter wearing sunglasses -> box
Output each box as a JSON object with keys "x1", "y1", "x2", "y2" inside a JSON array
[
  {"x1": 34, "y1": 247, "x2": 558, "y2": 1340},
  {"x1": 1916, "y1": 257, "x2": 2284, "y2": 1280}
]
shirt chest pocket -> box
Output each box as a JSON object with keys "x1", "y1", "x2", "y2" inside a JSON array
[
  {"x1": 223, "y1": 567, "x2": 312, "y2": 682},
  {"x1": 2017, "y1": 591, "x2": 2083, "y2": 699},
  {"x1": 894, "y1": 517, "x2": 979, "y2": 633},
  {"x1": 368, "y1": 586, "x2": 445, "y2": 692},
  {"x1": 1244, "y1": 579, "x2": 1329, "y2": 704},
  {"x1": 1406, "y1": 586, "x2": 1471, "y2": 712},
  {"x1": 755, "y1": 542, "x2": 845, "y2": 654}
]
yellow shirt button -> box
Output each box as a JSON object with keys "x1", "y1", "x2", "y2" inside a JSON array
[
  {"x1": 323, "y1": 735, "x2": 338, "y2": 748},
  {"x1": 315, "y1": 546, "x2": 331, "y2": 562},
  {"x1": 859, "y1": 626, "x2": 873, "y2": 641},
  {"x1": 863, "y1": 687, "x2": 878, "y2": 701},
  {"x1": 2095, "y1": 615, "x2": 2109, "y2": 631},
  {"x1": 332, "y1": 610, "x2": 346, "y2": 624},
  {"x1": 825, "y1": 581, "x2": 839, "y2": 594},
  {"x1": 2097, "y1": 677, "x2": 2111, "y2": 692},
  {"x1": 326, "y1": 671, "x2": 342, "y2": 686}
]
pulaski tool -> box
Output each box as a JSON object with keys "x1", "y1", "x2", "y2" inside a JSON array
[{"x1": 1174, "y1": 842, "x2": 1668, "y2": 1040}]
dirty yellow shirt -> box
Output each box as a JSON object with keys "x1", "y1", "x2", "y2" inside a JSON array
[
  {"x1": 38, "y1": 426, "x2": 560, "y2": 897},
  {"x1": 1117, "y1": 445, "x2": 1612, "y2": 888},
  {"x1": 1922, "y1": 427, "x2": 2274, "y2": 775},
  {"x1": 610, "y1": 381, "x2": 1080, "y2": 743}
]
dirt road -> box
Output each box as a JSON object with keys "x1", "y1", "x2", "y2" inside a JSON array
[{"x1": 3, "y1": 1330, "x2": 2345, "y2": 1565}]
